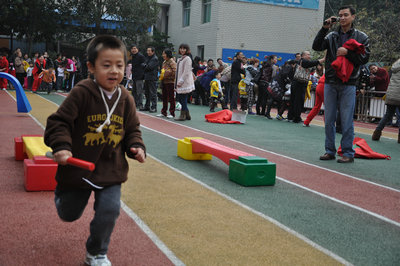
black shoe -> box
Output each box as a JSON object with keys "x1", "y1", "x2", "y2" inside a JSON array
[
  {"x1": 319, "y1": 153, "x2": 336, "y2": 160},
  {"x1": 265, "y1": 114, "x2": 272, "y2": 119},
  {"x1": 140, "y1": 107, "x2": 149, "y2": 111},
  {"x1": 149, "y1": 109, "x2": 157, "y2": 113},
  {"x1": 337, "y1": 156, "x2": 354, "y2": 163}
]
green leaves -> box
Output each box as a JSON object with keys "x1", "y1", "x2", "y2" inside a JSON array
[{"x1": 324, "y1": 0, "x2": 400, "y2": 64}]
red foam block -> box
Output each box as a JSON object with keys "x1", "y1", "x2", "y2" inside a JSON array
[
  {"x1": 24, "y1": 158, "x2": 58, "y2": 191},
  {"x1": 14, "y1": 137, "x2": 25, "y2": 161}
]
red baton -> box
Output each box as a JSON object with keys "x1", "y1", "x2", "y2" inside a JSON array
[
  {"x1": 46, "y1": 152, "x2": 95, "y2": 171},
  {"x1": 66, "y1": 157, "x2": 95, "y2": 171}
]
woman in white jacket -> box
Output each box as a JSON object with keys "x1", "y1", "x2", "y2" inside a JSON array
[{"x1": 175, "y1": 44, "x2": 195, "y2": 121}]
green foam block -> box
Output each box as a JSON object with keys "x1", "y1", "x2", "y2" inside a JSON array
[{"x1": 229, "y1": 156, "x2": 276, "y2": 186}]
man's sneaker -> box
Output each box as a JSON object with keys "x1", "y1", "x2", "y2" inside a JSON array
[
  {"x1": 156, "y1": 113, "x2": 166, "y2": 117},
  {"x1": 166, "y1": 114, "x2": 174, "y2": 119},
  {"x1": 85, "y1": 252, "x2": 111, "y2": 266},
  {"x1": 319, "y1": 153, "x2": 335, "y2": 160},
  {"x1": 303, "y1": 123, "x2": 310, "y2": 127},
  {"x1": 276, "y1": 114, "x2": 283, "y2": 121}
]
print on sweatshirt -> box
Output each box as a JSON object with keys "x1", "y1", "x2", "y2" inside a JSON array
[{"x1": 84, "y1": 113, "x2": 123, "y2": 147}]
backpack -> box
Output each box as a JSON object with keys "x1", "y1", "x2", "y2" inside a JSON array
[{"x1": 267, "y1": 80, "x2": 283, "y2": 101}]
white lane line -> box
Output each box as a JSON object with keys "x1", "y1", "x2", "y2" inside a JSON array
[
  {"x1": 278, "y1": 178, "x2": 400, "y2": 228},
  {"x1": 140, "y1": 112, "x2": 400, "y2": 193},
  {"x1": 12, "y1": 93, "x2": 183, "y2": 264},
  {"x1": 141, "y1": 124, "x2": 400, "y2": 228},
  {"x1": 121, "y1": 202, "x2": 185, "y2": 266},
  {"x1": 148, "y1": 154, "x2": 353, "y2": 266}
]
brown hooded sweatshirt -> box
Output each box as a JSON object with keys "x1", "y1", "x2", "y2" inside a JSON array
[{"x1": 44, "y1": 78, "x2": 145, "y2": 189}]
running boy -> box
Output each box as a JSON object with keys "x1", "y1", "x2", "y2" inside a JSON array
[
  {"x1": 39, "y1": 67, "x2": 56, "y2": 94},
  {"x1": 44, "y1": 35, "x2": 146, "y2": 266}
]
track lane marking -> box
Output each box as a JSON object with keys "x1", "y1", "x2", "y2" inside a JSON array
[{"x1": 139, "y1": 121, "x2": 400, "y2": 228}]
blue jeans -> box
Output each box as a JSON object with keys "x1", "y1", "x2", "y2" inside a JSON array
[
  {"x1": 177, "y1": 93, "x2": 189, "y2": 111},
  {"x1": 55, "y1": 184, "x2": 121, "y2": 255},
  {"x1": 377, "y1": 105, "x2": 400, "y2": 134},
  {"x1": 324, "y1": 83, "x2": 356, "y2": 158},
  {"x1": 221, "y1": 81, "x2": 231, "y2": 105}
]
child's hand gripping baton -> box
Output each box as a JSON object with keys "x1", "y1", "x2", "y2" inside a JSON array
[{"x1": 45, "y1": 151, "x2": 95, "y2": 171}]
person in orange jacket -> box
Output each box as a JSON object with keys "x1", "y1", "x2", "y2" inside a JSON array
[{"x1": 39, "y1": 67, "x2": 56, "y2": 94}]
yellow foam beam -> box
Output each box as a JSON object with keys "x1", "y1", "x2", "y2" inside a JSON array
[
  {"x1": 177, "y1": 137, "x2": 212, "y2": 161},
  {"x1": 22, "y1": 136, "x2": 52, "y2": 159}
]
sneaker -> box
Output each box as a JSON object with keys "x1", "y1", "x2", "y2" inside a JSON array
[
  {"x1": 265, "y1": 114, "x2": 272, "y2": 119},
  {"x1": 85, "y1": 253, "x2": 111, "y2": 266},
  {"x1": 156, "y1": 113, "x2": 166, "y2": 117},
  {"x1": 248, "y1": 111, "x2": 255, "y2": 115},
  {"x1": 319, "y1": 153, "x2": 335, "y2": 161},
  {"x1": 303, "y1": 123, "x2": 310, "y2": 127},
  {"x1": 337, "y1": 156, "x2": 354, "y2": 163},
  {"x1": 166, "y1": 114, "x2": 174, "y2": 119},
  {"x1": 276, "y1": 114, "x2": 283, "y2": 121}
]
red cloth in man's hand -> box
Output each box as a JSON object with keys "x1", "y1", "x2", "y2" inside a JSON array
[{"x1": 331, "y1": 39, "x2": 365, "y2": 83}]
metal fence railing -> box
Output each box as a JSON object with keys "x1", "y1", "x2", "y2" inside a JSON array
[{"x1": 304, "y1": 90, "x2": 398, "y2": 124}]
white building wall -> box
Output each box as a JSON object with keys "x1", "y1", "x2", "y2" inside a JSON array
[
  {"x1": 165, "y1": 0, "x2": 325, "y2": 60},
  {"x1": 168, "y1": 0, "x2": 219, "y2": 60}
]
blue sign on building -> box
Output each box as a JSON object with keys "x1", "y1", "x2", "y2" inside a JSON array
[
  {"x1": 222, "y1": 48, "x2": 295, "y2": 66},
  {"x1": 234, "y1": 0, "x2": 319, "y2": 10}
]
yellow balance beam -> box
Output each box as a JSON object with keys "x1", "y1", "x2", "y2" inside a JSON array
[{"x1": 22, "y1": 136, "x2": 52, "y2": 159}]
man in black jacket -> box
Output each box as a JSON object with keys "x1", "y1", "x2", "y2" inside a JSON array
[
  {"x1": 143, "y1": 46, "x2": 159, "y2": 112},
  {"x1": 230, "y1": 52, "x2": 245, "y2": 110},
  {"x1": 313, "y1": 5, "x2": 370, "y2": 163},
  {"x1": 130, "y1": 45, "x2": 146, "y2": 110}
]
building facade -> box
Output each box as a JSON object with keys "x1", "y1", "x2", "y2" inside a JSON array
[{"x1": 157, "y1": 0, "x2": 325, "y2": 64}]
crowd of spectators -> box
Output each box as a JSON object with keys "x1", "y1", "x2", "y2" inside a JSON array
[
  {"x1": 0, "y1": 47, "x2": 86, "y2": 94},
  {"x1": 0, "y1": 41, "x2": 398, "y2": 131}
]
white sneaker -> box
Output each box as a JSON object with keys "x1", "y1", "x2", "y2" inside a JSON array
[
  {"x1": 156, "y1": 113, "x2": 166, "y2": 117},
  {"x1": 166, "y1": 114, "x2": 174, "y2": 119},
  {"x1": 85, "y1": 252, "x2": 111, "y2": 266}
]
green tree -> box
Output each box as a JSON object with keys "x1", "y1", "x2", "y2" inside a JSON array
[
  {"x1": 324, "y1": 0, "x2": 400, "y2": 64},
  {"x1": 0, "y1": 0, "x2": 62, "y2": 54},
  {"x1": 57, "y1": 0, "x2": 159, "y2": 46},
  {"x1": 146, "y1": 29, "x2": 175, "y2": 64}
]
